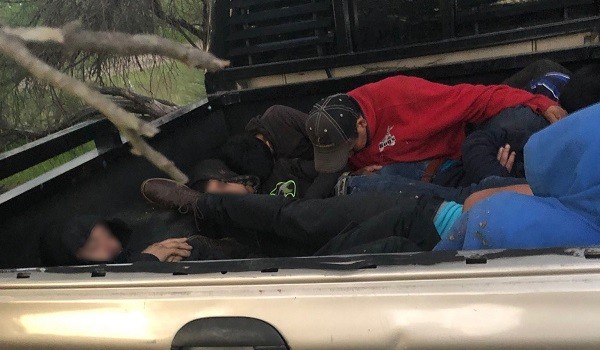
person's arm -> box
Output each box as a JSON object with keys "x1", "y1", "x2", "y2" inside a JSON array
[
  {"x1": 304, "y1": 172, "x2": 342, "y2": 199},
  {"x1": 452, "y1": 82, "x2": 565, "y2": 124},
  {"x1": 131, "y1": 238, "x2": 193, "y2": 262},
  {"x1": 289, "y1": 159, "x2": 340, "y2": 199},
  {"x1": 363, "y1": 76, "x2": 565, "y2": 127},
  {"x1": 461, "y1": 128, "x2": 517, "y2": 183}
]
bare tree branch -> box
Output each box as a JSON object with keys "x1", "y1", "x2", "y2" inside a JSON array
[
  {"x1": 151, "y1": 0, "x2": 206, "y2": 45},
  {"x1": 0, "y1": 24, "x2": 228, "y2": 183},
  {"x1": 99, "y1": 86, "x2": 179, "y2": 119},
  {"x1": 122, "y1": 128, "x2": 188, "y2": 183},
  {"x1": 0, "y1": 30, "x2": 159, "y2": 136},
  {"x1": 2, "y1": 21, "x2": 229, "y2": 71},
  {"x1": 1, "y1": 94, "x2": 172, "y2": 144}
]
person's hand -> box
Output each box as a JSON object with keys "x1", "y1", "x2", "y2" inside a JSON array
[
  {"x1": 351, "y1": 165, "x2": 382, "y2": 176},
  {"x1": 497, "y1": 144, "x2": 516, "y2": 173},
  {"x1": 141, "y1": 238, "x2": 192, "y2": 262},
  {"x1": 542, "y1": 105, "x2": 568, "y2": 124}
]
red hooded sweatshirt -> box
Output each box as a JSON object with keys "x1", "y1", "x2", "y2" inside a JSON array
[{"x1": 347, "y1": 75, "x2": 557, "y2": 170}]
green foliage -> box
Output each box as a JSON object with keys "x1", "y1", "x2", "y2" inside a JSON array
[
  {"x1": 0, "y1": 2, "x2": 36, "y2": 25},
  {"x1": 0, "y1": 141, "x2": 95, "y2": 189},
  {"x1": 117, "y1": 60, "x2": 206, "y2": 105},
  {"x1": 0, "y1": 0, "x2": 211, "y2": 151}
]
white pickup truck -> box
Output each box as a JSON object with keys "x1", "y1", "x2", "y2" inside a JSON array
[
  {"x1": 2, "y1": 249, "x2": 600, "y2": 349},
  {"x1": 2, "y1": 4, "x2": 600, "y2": 348}
]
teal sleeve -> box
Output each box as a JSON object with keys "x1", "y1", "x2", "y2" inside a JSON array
[{"x1": 434, "y1": 201, "x2": 464, "y2": 239}]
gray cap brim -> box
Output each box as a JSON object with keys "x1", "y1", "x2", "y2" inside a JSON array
[{"x1": 313, "y1": 141, "x2": 353, "y2": 173}]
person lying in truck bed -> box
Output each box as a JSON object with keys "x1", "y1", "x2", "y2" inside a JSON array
[
  {"x1": 245, "y1": 104, "x2": 314, "y2": 161},
  {"x1": 435, "y1": 101, "x2": 600, "y2": 251},
  {"x1": 223, "y1": 68, "x2": 597, "y2": 200},
  {"x1": 42, "y1": 159, "x2": 525, "y2": 265},
  {"x1": 338, "y1": 63, "x2": 600, "y2": 196},
  {"x1": 41, "y1": 215, "x2": 197, "y2": 265},
  {"x1": 141, "y1": 102, "x2": 600, "y2": 256},
  {"x1": 304, "y1": 74, "x2": 565, "y2": 179},
  {"x1": 218, "y1": 135, "x2": 339, "y2": 199},
  {"x1": 229, "y1": 74, "x2": 563, "y2": 189},
  {"x1": 141, "y1": 178, "x2": 475, "y2": 258},
  {"x1": 42, "y1": 103, "x2": 600, "y2": 266},
  {"x1": 186, "y1": 157, "x2": 325, "y2": 199},
  {"x1": 500, "y1": 58, "x2": 600, "y2": 109},
  {"x1": 224, "y1": 104, "x2": 342, "y2": 198}
]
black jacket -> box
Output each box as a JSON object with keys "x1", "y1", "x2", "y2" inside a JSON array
[
  {"x1": 260, "y1": 158, "x2": 340, "y2": 199},
  {"x1": 434, "y1": 127, "x2": 533, "y2": 187},
  {"x1": 245, "y1": 105, "x2": 314, "y2": 160}
]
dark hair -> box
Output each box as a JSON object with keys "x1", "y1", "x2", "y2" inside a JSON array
[
  {"x1": 221, "y1": 134, "x2": 274, "y2": 182},
  {"x1": 560, "y1": 63, "x2": 600, "y2": 113}
]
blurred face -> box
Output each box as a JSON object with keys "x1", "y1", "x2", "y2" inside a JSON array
[
  {"x1": 205, "y1": 179, "x2": 254, "y2": 194},
  {"x1": 76, "y1": 224, "x2": 123, "y2": 262},
  {"x1": 349, "y1": 117, "x2": 369, "y2": 156}
]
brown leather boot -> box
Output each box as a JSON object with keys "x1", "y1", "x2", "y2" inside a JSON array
[{"x1": 141, "y1": 178, "x2": 200, "y2": 213}]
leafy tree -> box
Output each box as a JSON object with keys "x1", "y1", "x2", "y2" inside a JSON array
[{"x1": 0, "y1": 0, "x2": 214, "y2": 150}]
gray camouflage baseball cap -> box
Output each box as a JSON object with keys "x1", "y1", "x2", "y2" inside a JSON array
[{"x1": 306, "y1": 94, "x2": 361, "y2": 173}]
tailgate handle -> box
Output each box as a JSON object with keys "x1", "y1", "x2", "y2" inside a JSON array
[{"x1": 171, "y1": 317, "x2": 289, "y2": 350}]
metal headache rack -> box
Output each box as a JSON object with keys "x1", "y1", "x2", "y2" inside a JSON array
[
  {"x1": 207, "y1": 0, "x2": 600, "y2": 91},
  {"x1": 226, "y1": 0, "x2": 336, "y2": 65}
]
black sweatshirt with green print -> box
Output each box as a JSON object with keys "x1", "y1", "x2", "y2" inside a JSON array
[{"x1": 260, "y1": 159, "x2": 341, "y2": 199}]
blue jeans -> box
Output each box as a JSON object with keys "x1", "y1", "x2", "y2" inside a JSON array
[
  {"x1": 377, "y1": 161, "x2": 430, "y2": 180},
  {"x1": 378, "y1": 160, "x2": 457, "y2": 180},
  {"x1": 342, "y1": 175, "x2": 527, "y2": 204}
]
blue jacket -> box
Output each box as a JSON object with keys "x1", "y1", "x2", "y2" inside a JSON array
[{"x1": 435, "y1": 102, "x2": 600, "y2": 250}]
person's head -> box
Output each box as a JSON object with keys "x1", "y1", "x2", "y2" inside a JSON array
[
  {"x1": 43, "y1": 216, "x2": 131, "y2": 266},
  {"x1": 306, "y1": 94, "x2": 367, "y2": 173},
  {"x1": 559, "y1": 63, "x2": 600, "y2": 113},
  {"x1": 220, "y1": 134, "x2": 274, "y2": 182},
  {"x1": 188, "y1": 159, "x2": 259, "y2": 195},
  {"x1": 75, "y1": 222, "x2": 124, "y2": 262}
]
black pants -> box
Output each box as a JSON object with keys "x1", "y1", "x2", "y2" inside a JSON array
[{"x1": 195, "y1": 193, "x2": 444, "y2": 256}]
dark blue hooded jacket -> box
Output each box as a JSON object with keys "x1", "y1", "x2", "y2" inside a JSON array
[{"x1": 435, "y1": 102, "x2": 600, "y2": 250}]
